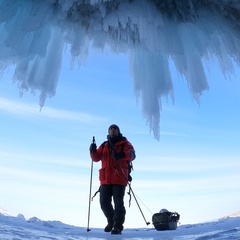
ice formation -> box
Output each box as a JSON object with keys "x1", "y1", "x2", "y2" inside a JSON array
[{"x1": 0, "y1": 0, "x2": 240, "y2": 139}]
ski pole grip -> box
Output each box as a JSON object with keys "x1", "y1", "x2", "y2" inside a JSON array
[{"x1": 92, "y1": 136, "x2": 95, "y2": 144}]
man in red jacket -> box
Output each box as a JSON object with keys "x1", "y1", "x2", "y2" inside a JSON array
[{"x1": 90, "y1": 124, "x2": 136, "y2": 234}]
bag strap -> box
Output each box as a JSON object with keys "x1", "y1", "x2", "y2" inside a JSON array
[{"x1": 91, "y1": 186, "x2": 101, "y2": 201}]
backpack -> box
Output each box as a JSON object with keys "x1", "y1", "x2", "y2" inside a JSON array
[{"x1": 127, "y1": 161, "x2": 133, "y2": 182}]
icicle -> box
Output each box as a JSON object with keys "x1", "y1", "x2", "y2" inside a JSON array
[{"x1": 0, "y1": 0, "x2": 240, "y2": 138}]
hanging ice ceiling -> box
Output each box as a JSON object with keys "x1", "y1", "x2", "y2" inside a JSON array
[{"x1": 0, "y1": 0, "x2": 240, "y2": 139}]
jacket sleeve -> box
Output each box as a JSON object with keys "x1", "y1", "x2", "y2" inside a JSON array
[
  {"x1": 123, "y1": 140, "x2": 136, "y2": 161},
  {"x1": 90, "y1": 143, "x2": 104, "y2": 162}
]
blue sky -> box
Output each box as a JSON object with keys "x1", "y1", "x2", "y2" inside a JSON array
[{"x1": 0, "y1": 47, "x2": 240, "y2": 229}]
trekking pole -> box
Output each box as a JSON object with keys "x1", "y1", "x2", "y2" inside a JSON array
[
  {"x1": 127, "y1": 181, "x2": 150, "y2": 226},
  {"x1": 87, "y1": 136, "x2": 95, "y2": 232},
  {"x1": 118, "y1": 161, "x2": 150, "y2": 226}
]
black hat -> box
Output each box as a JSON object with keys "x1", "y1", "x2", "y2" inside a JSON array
[{"x1": 108, "y1": 124, "x2": 120, "y2": 133}]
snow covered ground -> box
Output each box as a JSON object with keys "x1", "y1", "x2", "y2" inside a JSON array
[{"x1": 0, "y1": 209, "x2": 239, "y2": 240}]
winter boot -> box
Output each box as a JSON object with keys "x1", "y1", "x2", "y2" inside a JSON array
[
  {"x1": 104, "y1": 222, "x2": 113, "y2": 232},
  {"x1": 111, "y1": 225, "x2": 123, "y2": 235}
]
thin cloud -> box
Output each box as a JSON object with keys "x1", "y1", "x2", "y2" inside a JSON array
[
  {"x1": 132, "y1": 174, "x2": 240, "y2": 194},
  {"x1": 0, "y1": 97, "x2": 106, "y2": 122}
]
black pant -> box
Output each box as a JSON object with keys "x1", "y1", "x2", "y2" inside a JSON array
[{"x1": 100, "y1": 184, "x2": 126, "y2": 227}]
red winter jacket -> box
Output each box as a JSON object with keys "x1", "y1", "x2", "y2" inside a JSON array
[{"x1": 90, "y1": 137, "x2": 135, "y2": 186}]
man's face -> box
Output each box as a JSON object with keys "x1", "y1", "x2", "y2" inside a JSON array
[{"x1": 109, "y1": 126, "x2": 119, "y2": 138}]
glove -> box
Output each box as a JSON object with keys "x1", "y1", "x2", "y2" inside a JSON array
[
  {"x1": 89, "y1": 143, "x2": 97, "y2": 152},
  {"x1": 113, "y1": 151, "x2": 125, "y2": 160}
]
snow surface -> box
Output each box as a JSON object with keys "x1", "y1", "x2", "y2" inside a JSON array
[
  {"x1": 1, "y1": 0, "x2": 240, "y2": 139},
  {"x1": 0, "y1": 210, "x2": 240, "y2": 240}
]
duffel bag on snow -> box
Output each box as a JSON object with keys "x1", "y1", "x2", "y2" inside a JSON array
[{"x1": 152, "y1": 209, "x2": 180, "y2": 231}]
